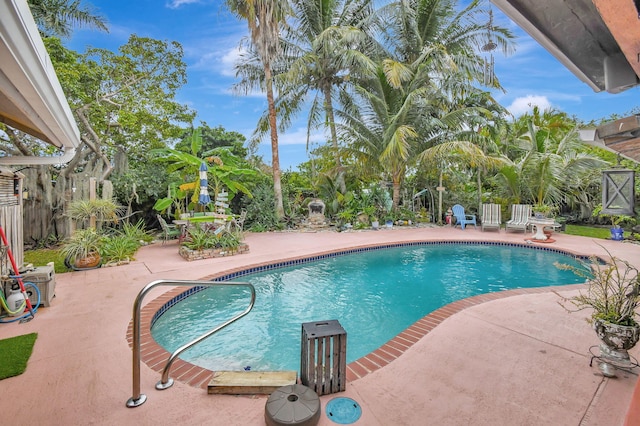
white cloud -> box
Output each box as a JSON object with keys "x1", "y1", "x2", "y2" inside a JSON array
[
  {"x1": 166, "y1": 0, "x2": 201, "y2": 9},
  {"x1": 506, "y1": 95, "x2": 552, "y2": 117},
  {"x1": 220, "y1": 47, "x2": 242, "y2": 77}
]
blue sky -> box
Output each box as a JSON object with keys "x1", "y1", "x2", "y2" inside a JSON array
[{"x1": 67, "y1": 0, "x2": 640, "y2": 170}]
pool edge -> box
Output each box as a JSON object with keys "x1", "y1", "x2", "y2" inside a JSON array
[{"x1": 126, "y1": 239, "x2": 590, "y2": 390}]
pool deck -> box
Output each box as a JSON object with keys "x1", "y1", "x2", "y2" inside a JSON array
[{"x1": 1, "y1": 225, "x2": 639, "y2": 425}]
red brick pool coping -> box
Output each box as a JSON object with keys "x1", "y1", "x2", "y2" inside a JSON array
[{"x1": 127, "y1": 242, "x2": 588, "y2": 391}]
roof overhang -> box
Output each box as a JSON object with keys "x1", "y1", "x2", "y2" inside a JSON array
[
  {"x1": 491, "y1": 0, "x2": 640, "y2": 94},
  {"x1": 492, "y1": 0, "x2": 640, "y2": 163},
  {"x1": 0, "y1": 0, "x2": 80, "y2": 165},
  {"x1": 580, "y1": 115, "x2": 640, "y2": 162}
]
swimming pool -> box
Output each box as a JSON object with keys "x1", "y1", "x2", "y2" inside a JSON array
[{"x1": 151, "y1": 242, "x2": 588, "y2": 372}]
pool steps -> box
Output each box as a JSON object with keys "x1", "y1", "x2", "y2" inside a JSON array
[{"x1": 208, "y1": 370, "x2": 297, "y2": 394}]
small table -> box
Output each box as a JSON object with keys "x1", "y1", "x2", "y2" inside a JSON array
[
  {"x1": 528, "y1": 217, "x2": 556, "y2": 241},
  {"x1": 174, "y1": 215, "x2": 231, "y2": 240}
]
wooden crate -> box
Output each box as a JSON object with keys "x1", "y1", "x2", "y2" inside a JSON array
[{"x1": 300, "y1": 320, "x2": 346, "y2": 396}]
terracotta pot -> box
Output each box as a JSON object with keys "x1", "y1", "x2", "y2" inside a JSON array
[{"x1": 74, "y1": 253, "x2": 102, "y2": 269}]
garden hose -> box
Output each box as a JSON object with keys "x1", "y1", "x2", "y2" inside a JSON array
[{"x1": 0, "y1": 282, "x2": 40, "y2": 323}]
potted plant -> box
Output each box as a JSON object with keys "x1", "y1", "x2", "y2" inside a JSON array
[
  {"x1": 556, "y1": 247, "x2": 640, "y2": 376},
  {"x1": 533, "y1": 203, "x2": 553, "y2": 219},
  {"x1": 592, "y1": 204, "x2": 635, "y2": 241},
  {"x1": 371, "y1": 216, "x2": 380, "y2": 230},
  {"x1": 61, "y1": 228, "x2": 104, "y2": 270}
]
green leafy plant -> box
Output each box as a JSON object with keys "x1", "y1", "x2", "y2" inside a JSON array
[
  {"x1": 60, "y1": 228, "x2": 104, "y2": 262},
  {"x1": 67, "y1": 199, "x2": 123, "y2": 229},
  {"x1": 182, "y1": 227, "x2": 215, "y2": 251},
  {"x1": 533, "y1": 204, "x2": 553, "y2": 214},
  {"x1": 182, "y1": 226, "x2": 243, "y2": 251},
  {"x1": 592, "y1": 204, "x2": 636, "y2": 229},
  {"x1": 217, "y1": 231, "x2": 241, "y2": 250},
  {"x1": 100, "y1": 235, "x2": 139, "y2": 263},
  {"x1": 556, "y1": 247, "x2": 640, "y2": 326},
  {"x1": 120, "y1": 219, "x2": 154, "y2": 244}
]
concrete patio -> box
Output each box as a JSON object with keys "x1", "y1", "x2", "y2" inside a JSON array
[{"x1": 0, "y1": 226, "x2": 639, "y2": 425}]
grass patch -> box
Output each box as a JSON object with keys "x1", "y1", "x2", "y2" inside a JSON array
[
  {"x1": 564, "y1": 224, "x2": 628, "y2": 239},
  {"x1": 0, "y1": 333, "x2": 38, "y2": 380},
  {"x1": 24, "y1": 248, "x2": 70, "y2": 274}
]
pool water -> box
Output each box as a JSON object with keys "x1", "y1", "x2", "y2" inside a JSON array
[{"x1": 151, "y1": 243, "x2": 588, "y2": 372}]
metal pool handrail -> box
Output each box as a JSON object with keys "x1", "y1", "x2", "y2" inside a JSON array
[{"x1": 126, "y1": 279, "x2": 255, "y2": 408}]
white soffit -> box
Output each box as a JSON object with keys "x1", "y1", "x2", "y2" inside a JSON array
[{"x1": 0, "y1": 0, "x2": 79, "y2": 165}]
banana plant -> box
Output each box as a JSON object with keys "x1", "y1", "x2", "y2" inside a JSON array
[{"x1": 152, "y1": 128, "x2": 257, "y2": 213}]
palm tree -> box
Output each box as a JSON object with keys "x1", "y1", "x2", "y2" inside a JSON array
[
  {"x1": 235, "y1": 0, "x2": 379, "y2": 195},
  {"x1": 268, "y1": 0, "x2": 378, "y2": 189},
  {"x1": 28, "y1": 0, "x2": 108, "y2": 38},
  {"x1": 226, "y1": 0, "x2": 290, "y2": 219},
  {"x1": 494, "y1": 108, "x2": 608, "y2": 212},
  {"x1": 376, "y1": 0, "x2": 513, "y2": 83},
  {"x1": 339, "y1": 63, "x2": 429, "y2": 209},
  {"x1": 339, "y1": 0, "x2": 514, "y2": 210}
]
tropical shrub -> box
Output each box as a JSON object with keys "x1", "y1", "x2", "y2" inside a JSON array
[
  {"x1": 243, "y1": 181, "x2": 282, "y2": 231},
  {"x1": 101, "y1": 235, "x2": 140, "y2": 263},
  {"x1": 120, "y1": 219, "x2": 154, "y2": 244},
  {"x1": 182, "y1": 226, "x2": 242, "y2": 251}
]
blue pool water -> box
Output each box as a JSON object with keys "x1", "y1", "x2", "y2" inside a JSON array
[{"x1": 151, "y1": 243, "x2": 588, "y2": 372}]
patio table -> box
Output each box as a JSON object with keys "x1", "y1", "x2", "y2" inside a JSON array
[
  {"x1": 528, "y1": 217, "x2": 556, "y2": 241},
  {"x1": 174, "y1": 214, "x2": 231, "y2": 241}
]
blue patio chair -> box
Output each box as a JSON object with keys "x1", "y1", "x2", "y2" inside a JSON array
[{"x1": 452, "y1": 204, "x2": 477, "y2": 229}]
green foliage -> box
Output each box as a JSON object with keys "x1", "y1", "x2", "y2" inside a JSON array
[
  {"x1": 493, "y1": 109, "x2": 607, "y2": 213},
  {"x1": 243, "y1": 181, "x2": 283, "y2": 231},
  {"x1": 182, "y1": 227, "x2": 242, "y2": 251},
  {"x1": 556, "y1": 247, "x2": 640, "y2": 326},
  {"x1": 182, "y1": 227, "x2": 212, "y2": 250},
  {"x1": 67, "y1": 199, "x2": 123, "y2": 228},
  {"x1": 29, "y1": 0, "x2": 108, "y2": 38},
  {"x1": 100, "y1": 235, "x2": 140, "y2": 263},
  {"x1": 153, "y1": 127, "x2": 258, "y2": 214},
  {"x1": 173, "y1": 123, "x2": 248, "y2": 158},
  {"x1": 16, "y1": 34, "x2": 196, "y2": 243},
  {"x1": 60, "y1": 228, "x2": 104, "y2": 261},
  {"x1": 110, "y1": 163, "x2": 171, "y2": 209},
  {"x1": 592, "y1": 204, "x2": 636, "y2": 228},
  {"x1": 121, "y1": 219, "x2": 154, "y2": 244},
  {"x1": 56, "y1": 218, "x2": 152, "y2": 268}
]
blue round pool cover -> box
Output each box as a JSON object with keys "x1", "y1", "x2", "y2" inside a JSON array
[{"x1": 325, "y1": 397, "x2": 362, "y2": 424}]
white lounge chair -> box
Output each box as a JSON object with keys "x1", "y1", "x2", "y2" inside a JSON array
[
  {"x1": 481, "y1": 203, "x2": 501, "y2": 231},
  {"x1": 505, "y1": 204, "x2": 531, "y2": 233}
]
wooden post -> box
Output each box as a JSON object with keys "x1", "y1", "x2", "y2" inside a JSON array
[
  {"x1": 89, "y1": 177, "x2": 97, "y2": 229},
  {"x1": 437, "y1": 171, "x2": 445, "y2": 225}
]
